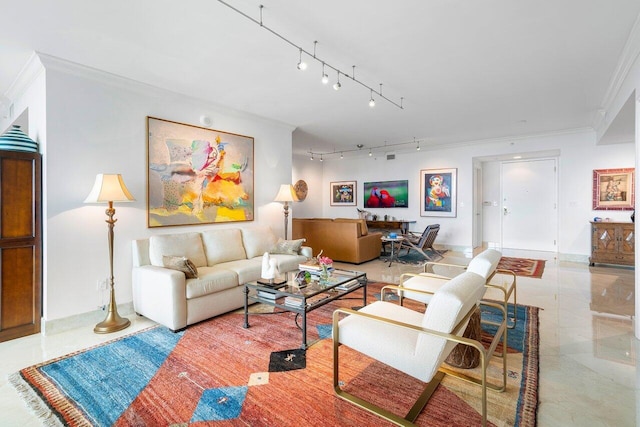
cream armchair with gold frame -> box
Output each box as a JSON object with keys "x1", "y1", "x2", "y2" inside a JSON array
[
  {"x1": 399, "y1": 248, "x2": 518, "y2": 329},
  {"x1": 332, "y1": 272, "x2": 507, "y2": 427}
]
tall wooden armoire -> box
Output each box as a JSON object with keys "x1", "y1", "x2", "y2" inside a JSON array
[{"x1": 0, "y1": 149, "x2": 42, "y2": 342}]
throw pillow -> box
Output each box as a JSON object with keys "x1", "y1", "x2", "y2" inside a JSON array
[
  {"x1": 162, "y1": 255, "x2": 199, "y2": 279},
  {"x1": 269, "y1": 238, "x2": 306, "y2": 255}
]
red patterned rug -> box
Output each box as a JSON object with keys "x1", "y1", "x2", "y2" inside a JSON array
[
  {"x1": 497, "y1": 257, "x2": 546, "y2": 279},
  {"x1": 11, "y1": 283, "x2": 539, "y2": 426}
]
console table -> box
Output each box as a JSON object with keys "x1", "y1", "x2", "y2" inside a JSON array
[
  {"x1": 366, "y1": 220, "x2": 415, "y2": 234},
  {"x1": 589, "y1": 221, "x2": 635, "y2": 266}
]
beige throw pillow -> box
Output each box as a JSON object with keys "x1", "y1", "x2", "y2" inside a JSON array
[
  {"x1": 269, "y1": 238, "x2": 306, "y2": 255},
  {"x1": 162, "y1": 256, "x2": 199, "y2": 279}
]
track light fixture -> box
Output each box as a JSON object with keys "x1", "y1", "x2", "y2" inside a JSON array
[
  {"x1": 333, "y1": 72, "x2": 341, "y2": 91},
  {"x1": 216, "y1": 1, "x2": 404, "y2": 110},
  {"x1": 307, "y1": 137, "x2": 429, "y2": 160},
  {"x1": 297, "y1": 48, "x2": 307, "y2": 70},
  {"x1": 321, "y1": 63, "x2": 329, "y2": 84},
  {"x1": 368, "y1": 89, "x2": 375, "y2": 108}
]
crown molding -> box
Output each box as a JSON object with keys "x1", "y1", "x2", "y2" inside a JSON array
[
  {"x1": 34, "y1": 53, "x2": 295, "y2": 132},
  {"x1": 5, "y1": 52, "x2": 45, "y2": 102},
  {"x1": 594, "y1": 13, "x2": 640, "y2": 135}
]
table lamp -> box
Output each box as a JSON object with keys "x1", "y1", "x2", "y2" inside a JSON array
[
  {"x1": 84, "y1": 173, "x2": 135, "y2": 333},
  {"x1": 274, "y1": 184, "x2": 299, "y2": 239}
]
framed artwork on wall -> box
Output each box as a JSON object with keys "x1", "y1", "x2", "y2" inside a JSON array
[
  {"x1": 330, "y1": 181, "x2": 356, "y2": 206},
  {"x1": 147, "y1": 116, "x2": 254, "y2": 227},
  {"x1": 592, "y1": 168, "x2": 635, "y2": 211},
  {"x1": 420, "y1": 168, "x2": 457, "y2": 217},
  {"x1": 363, "y1": 180, "x2": 409, "y2": 208}
]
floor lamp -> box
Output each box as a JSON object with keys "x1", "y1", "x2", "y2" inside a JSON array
[
  {"x1": 274, "y1": 184, "x2": 299, "y2": 240},
  {"x1": 84, "y1": 174, "x2": 135, "y2": 334}
]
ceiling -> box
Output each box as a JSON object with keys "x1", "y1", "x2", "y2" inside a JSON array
[{"x1": 1, "y1": 0, "x2": 639, "y2": 157}]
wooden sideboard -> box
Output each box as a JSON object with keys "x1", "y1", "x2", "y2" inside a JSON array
[
  {"x1": 589, "y1": 221, "x2": 635, "y2": 267},
  {"x1": 366, "y1": 220, "x2": 415, "y2": 234}
]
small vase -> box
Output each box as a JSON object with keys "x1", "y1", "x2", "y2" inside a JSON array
[{"x1": 319, "y1": 264, "x2": 330, "y2": 283}]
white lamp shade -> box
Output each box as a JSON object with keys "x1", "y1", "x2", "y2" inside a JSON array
[
  {"x1": 274, "y1": 184, "x2": 299, "y2": 202},
  {"x1": 84, "y1": 174, "x2": 135, "y2": 203}
]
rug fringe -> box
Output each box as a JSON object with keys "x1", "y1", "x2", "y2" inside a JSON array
[{"x1": 9, "y1": 372, "x2": 64, "y2": 427}]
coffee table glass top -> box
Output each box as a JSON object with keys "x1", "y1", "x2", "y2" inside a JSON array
[{"x1": 248, "y1": 269, "x2": 365, "y2": 298}]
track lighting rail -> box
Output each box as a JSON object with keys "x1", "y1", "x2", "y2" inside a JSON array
[
  {"x1": 216, "y1": 0, "x2": 404, "y2": 110},
  {"x1": 307, "y1": 138, "x2": 425, "y2": 160}
]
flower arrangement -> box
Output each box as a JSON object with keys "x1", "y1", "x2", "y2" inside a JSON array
[{"x1": 317, "y1": 255, "x2": 333, "y2": 266}]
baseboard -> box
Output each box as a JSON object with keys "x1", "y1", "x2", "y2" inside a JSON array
[{"x1": 42, "y1": 302, "x2": 135, "y2": 336}]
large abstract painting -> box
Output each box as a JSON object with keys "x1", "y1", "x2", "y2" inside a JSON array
[{"x1": 147, "y1": 117, "x2": 254, "y2": 227}]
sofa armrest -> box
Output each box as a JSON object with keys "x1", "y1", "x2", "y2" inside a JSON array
[
  {"x1": 132, "y1": 265, "x2": 188, "y2": 331},
  {"x1": 300, "y1": 245, "x2": 313, "y2": 258}
]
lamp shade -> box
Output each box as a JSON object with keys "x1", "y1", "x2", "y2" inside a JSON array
[
  {"x1": 274, "y1": 184, "x2": 299, "y2": 203},
  {"x1": 84, "y1": 174, "x2": 135, "y2": 203}
]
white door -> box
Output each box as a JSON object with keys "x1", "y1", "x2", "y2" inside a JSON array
[{"x1": 501, "y1": 159, "x2": 558, "y2": 251}]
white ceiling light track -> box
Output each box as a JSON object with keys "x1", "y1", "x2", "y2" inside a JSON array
[
  {"x1": 216, "y1": 1, "x2": 404, "y2": 110},
  {"x1": 308, "y1": 138, "x2": 424, "y2": 160}
]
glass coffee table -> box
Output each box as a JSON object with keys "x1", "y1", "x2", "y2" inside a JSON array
[{"x1": 244, "y1": 269, "x2": 367, "y2": 349}]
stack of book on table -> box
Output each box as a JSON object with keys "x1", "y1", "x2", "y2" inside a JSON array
[
  {"x1": 284, "y1": 294, "x2": 331, "y2": 308},
  {"x1": 257, "y1": 289, "x2": 280, "y2": 300},
  {"x1": 284, "y1": 296, "x2": 304, "y2": 307},
  {"x1": 298, "y1": 261, "x2": 334, "y2": 275},
  {"x1": 335, "y1": 279, "x2": 359, "y2": 291}
]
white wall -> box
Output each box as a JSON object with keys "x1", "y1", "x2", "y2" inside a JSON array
[
  {"x1": 296, "y1": 130, "x2": 635, "y2": 259},
  {"x1": 10, "y1": 54, "x2": 295, "y2": 322},
  {"x1": 292, "y1": 153, "x2": 323, "y2": 218}
]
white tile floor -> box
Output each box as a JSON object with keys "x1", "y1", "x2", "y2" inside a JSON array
[{"x1": 0, "y1": 249, "x2": 636, "y2": 426}]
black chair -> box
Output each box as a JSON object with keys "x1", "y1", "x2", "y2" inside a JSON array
[{"x1": 399, "y1": 224, "x2": 441, "y2": 260}]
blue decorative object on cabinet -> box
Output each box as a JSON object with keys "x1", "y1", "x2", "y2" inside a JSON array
[{"x1": 0, "y1": 125, "x2": 38, "y2": 152}]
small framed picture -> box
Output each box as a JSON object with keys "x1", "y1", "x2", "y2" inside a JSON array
[
  {"x1": 330, "y1": 181, "x2": 357, "y2": 206},
  {"x1": 592, "y1": 168, "x2": 635, "y2": 210},
  {"x1": 420, "y1": 168, "x2": 457, "y2": 217}
]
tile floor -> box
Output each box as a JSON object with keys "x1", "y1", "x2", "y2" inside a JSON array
[{"x1": 0, "y1": 249, "x2": 636, "y2": 426}]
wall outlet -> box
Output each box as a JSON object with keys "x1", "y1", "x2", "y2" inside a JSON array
[{"x1": 96, "y1": 278, "x2": 108, "y2": 291}]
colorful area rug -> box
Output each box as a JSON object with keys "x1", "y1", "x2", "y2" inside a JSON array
[
  {"x1": 497, "y1": 257, "x2": 546, "y2": 279},
  {"x1": 11, "y1": 283, "x2": 538, "y2": 426},
  {"x1": 381, "y1": 249, "x2": 446, "y2": 265}
]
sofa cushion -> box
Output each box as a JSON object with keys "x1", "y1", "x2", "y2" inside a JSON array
[
  {"x1": 185, "y1": 267, "x2": 238, "y2": 299},
  {"x1": 202, "y1": 228, "x2": 247, "y2": 265},
  {"x1": 334, "y1": 218, "x2": 368, "y2": 236},
  {"x1": 417, "y1": 271, "x2": 486, "y2": 381},
  {"x1": 162, "y1": 255, "x2": 199, "y2": 279},
  {"x1": 214, "y1": 258, "x2": 263, "y2": 284},
  {"x1": 149, "y1": 232, "x2": 207, "y2": 268},
  {"x1": 269, "y1": 253, "x2": 308, "y2": 272},
  {"x1": 269, "y1": 238, "x2": 306, "y2": 255},
  {"x1": 466, "y1": 249, "x2": 502, "y2": 280},
  {"x1": 241, "y1": 227, "x2": 278, "y2": 259}
]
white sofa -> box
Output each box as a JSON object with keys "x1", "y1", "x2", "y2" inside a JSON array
[{"x1": 132, "y1": 226, "x2": 312, "y2": 331}]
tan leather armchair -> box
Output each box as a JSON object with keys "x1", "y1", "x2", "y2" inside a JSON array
[{"x1": 292, "y1": 218, "x2": 383, "y2": 264}]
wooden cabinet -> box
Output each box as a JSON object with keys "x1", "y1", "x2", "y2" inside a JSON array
[
  {"x1": 589, "y1": 221, "x2": 634, "y2": 267},
  {"x1": 0, "y1": 150, "x2": 41, "y2": 342}
]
